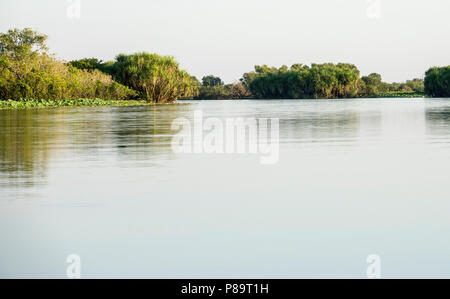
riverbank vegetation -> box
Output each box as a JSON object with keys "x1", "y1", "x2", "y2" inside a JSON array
[
  {"x1": 0, "y1": 28, "x2": 197, "y2": 105},
  {"x1": 0, "y1": 99, "x2": 153, "y2": 109},
  {"x1": 70, "y1": 54, "x2": 199, "y2": 103},
  {"x1": 0, "y1": 29, "x2": 136, "y2": 102},
  {"x1": 361, "y1": 74, "x2": 424, "y2": 97},
  {"x1": 194, "y1": 75, "x2": 251, "y2": 99},
  {"x1": 196, "y1": 65, "x2": 426, "y2": 100},
  {"x1": 424, "y1": 66, "x2": 450, "y2": 97},
  {"x1": 0, "y1": 28, "x2": 448, "y2": 108},
  {"x1": 242, "y1": 63, "x2": 365, "y2": 99},
  {"x1": 237, "y1": 63, "x2": 425, "y2": 99}
]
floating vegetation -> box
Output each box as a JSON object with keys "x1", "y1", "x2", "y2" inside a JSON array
[
  {"x1": 0, "y1": 99, "x2": 155, "y2": 109},
  {"x1": 371, "y1": 92, "x2": 426, "y2": 98}
]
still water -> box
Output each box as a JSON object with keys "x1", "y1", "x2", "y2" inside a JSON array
[{"x1": 1, "y1": 99, "x2": 450, "y2": 278}]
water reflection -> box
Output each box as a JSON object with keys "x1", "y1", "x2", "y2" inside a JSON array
[
  {"x1": 426, "y1": 102, "x2": 450, "y2": 137},
  {"x1": 0, "y1": 110, "x2": 51, "y2": 187},
  {"x1": 2, "y1": 100, "x2": 450, "y2": 188},
  {"x1": 280, "y1": 110, "x2": 361, "y2": 147},
  {"x1": 0, "y1": 105, "x2": 192, "y2": 188},
  {"x1": 110, "y1": 105, "x2": 190, "y2": 161}
]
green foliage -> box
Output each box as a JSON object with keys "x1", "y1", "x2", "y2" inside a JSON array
[
  {"x1": 69, "y1": 58, "x2": 105, "y2": 72},
  {"x1": 243, "y1": 63, "x2": 364, "y2": 99},
  {"x1": 362, "y1": 73, "x2": 424, "y2": 96},
  {"x1": 372, "y1": 91, "x2": 425, "y2": 98},
  {"x1": 241, "y1": 64, "x2": 426, "y2": 99},
  {"x1": 0, "y1": 28, "x2": 198, "y2": 104},
  {"x1": 0, "y1": 28, "x2": 48, "y2": 60},
  {"x1": 202, "y1": 75, "x2": 224, "y2": 87},
  {"x1": 103, "y1": 53, "x2": 199, "y2": 103},
  {"x1": 0, "y1": 98, "x2": 153, "y2": 109},
  {"x1": 0, "y1": 28, "x2": 136, "y2": 101},
  {"x1": 0, "y1": 54, "x2": 136, "y2": 101},
  {"x1": 425, "y1": 66, "x2": 450, "y2": 97},
  {"x1": 403, "y1": 79, "x2": 425, "y2": 93},
  {"x1": 0, "y1": 28, "x2": 441, "y2": 104},
  {"x1": 362, "y1": 73, "x2": 383, "y2": 95},
  {"x1": 196, "y1": 82, "x2": 251, "y2": 100}
]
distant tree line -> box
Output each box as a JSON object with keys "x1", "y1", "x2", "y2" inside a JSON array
[
  {"x1": 242, "y1": 63, "x2": 364, "y2": 99},
  {"x1": 361, "y1": 73, "x2": 424, "y2": 96},
  {"x1": 193, "y1": 75, "x2": 251, "y2": 100},
  {"x1": 1, "y1": 28, "x2": 448, "y2": 103},
  {"x1": 240, "y1": 63, "x2": 425, "y2": 99},
  {"x1": 195, "y1": 64, "x2": 428, "y2": 100}
]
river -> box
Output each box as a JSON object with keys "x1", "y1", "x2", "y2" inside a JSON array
[{"x1": 1, "y1": 98, "x2": 450, "y2": 278}]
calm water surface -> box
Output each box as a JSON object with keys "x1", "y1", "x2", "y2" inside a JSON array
[{"x1": 1, "y1": 99, "x2": 450, "y2": 278}]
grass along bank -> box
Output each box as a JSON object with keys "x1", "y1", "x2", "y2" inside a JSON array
[{"x1": 0, "y1": 99, "x2": 155, "y2": 109}]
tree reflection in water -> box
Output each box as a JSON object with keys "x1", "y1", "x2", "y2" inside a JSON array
[{"x1": 0, "y1": 105, "x2": 193, "y2": 189}]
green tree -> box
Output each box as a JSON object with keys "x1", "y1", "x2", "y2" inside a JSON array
[
  {"x1": 202, "y1": 75, "x2": 224, "y2": 87},
  {"x1": 405, "y1": 79, "x2": 424, "y2": 93},
  {"x1": 106, "y1": 52, "x2": 198, "y2": 103},
  {"x1": 425, "y1": 66, "x2": 450, "y2": 97},
  {"x1": 69, "y1": 58, "x2": 105, "y2": 71},
  {"x1": 361, "y1": 73, "x2": 383, "y2": 95},
  {"x1": 195, "y1": 82, "x2": 251, "y2": 100},
  {"x1": 0, "y1": 28, "x2": 48, "y2": 60}
]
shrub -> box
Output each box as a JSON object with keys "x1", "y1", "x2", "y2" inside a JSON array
[{"x1": 103, "y1": 53, "x2": 199, "y2": 103}]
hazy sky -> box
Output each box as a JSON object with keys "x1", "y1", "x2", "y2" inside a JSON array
[{"x1": 1, "y1": 0, "x2": 449, "y2": 83}]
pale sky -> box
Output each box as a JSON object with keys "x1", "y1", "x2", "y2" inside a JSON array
[{"x1": 1, "y1": 0, "x2": 449, "y2": 83}]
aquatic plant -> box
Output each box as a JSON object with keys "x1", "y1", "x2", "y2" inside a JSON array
[{"x1": 0, "y1": 98, "x2": 153, "y2": 109}]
